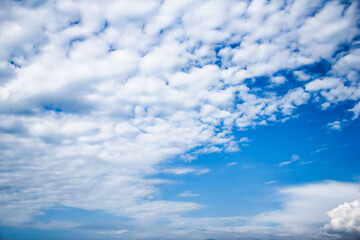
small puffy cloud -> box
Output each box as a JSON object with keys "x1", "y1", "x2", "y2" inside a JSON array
[
  {"x1": 291, "y1": 154, "x2": 300, "y2": 161},
  {"x1": 270, "y1": 76, "x2": 286, "y2": 85},
  {"x1": 305, "y1": 78, "x2": 342, "y2": 92},
  {"x1": 293, "y1": 71, "x2": 311, "y2": 81},
  {"x1": 321, "y1": 102, "x2": 331, "y2": 110},
  {"x1": 324, "y1": 199, "x2": 360, "y2": 238},
  {"x1": 349, "y1": 102, "x2": 360, "y2": 120},
  {"x1": 239, "y1": 137, "x2": 249, "y2": 143},
  {"x1": 328, "y1": 121, "x2": 342, "y2": 130},
  {"x1": 333, "y1": 49, "x2": 360, "y2": 78}
]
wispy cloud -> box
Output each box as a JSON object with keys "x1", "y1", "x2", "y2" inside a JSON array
[
  {"x1": 265, "y1": 181, "x2": 277, "y2": 185},
  {"x1": 163, "y1": 167, "x2": 210, "y2": 175},
  {"x1": 279, "y1": 154, "x2": 300, "y2": 166},
  {"x1": 312, "y1": 146, "x2": 329, "y2": 154},
  {"x1": 227, "y1": 162, "x2": 237, "y2": 167},
  {"x1": 179, "y1": 191, "x2": 199, "y2": 197}
]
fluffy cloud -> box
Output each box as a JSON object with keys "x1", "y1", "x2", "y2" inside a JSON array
[
  {"x1": 349, "y1": 102, "x2": 360, "y2": 120},
  {"x1": 306, "y1": 78, "x2": 342, "y2": 92},
  {"x1": 122, "y1": 181, "x2": 360, "y2": 240},
  {"x1": 0, "y1": 0, "x2": 359, "y2": 238},
  {"x1": 325, "y1": 199, "x2": 360, "y2": 239}
]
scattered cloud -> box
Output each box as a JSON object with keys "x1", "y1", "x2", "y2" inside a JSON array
[
  {"x1": 239, "y1": 137, "x2": 250, "y2": 143},
  {"x1": 279, "y1": 154, "x2": 300, "y2": 166},
  {"x1": 227, "y1": 162, "x2": 237, "y2": 167},
  {"x1": 305, "y1": 78, "x2": 342, "y2": 92},
  {"x1": 328, "y1": 120, "x2": 342, "y2": 130},
  {"x1": 349, "y1": 102, "x2": 360, "y2": 120},
  {"x1": 179, "y1": 191, "x2": 199, "y2": 198},
  {"x1": 163, "y1": 167, "x2": 210, "y2": 176},
  {"x1": 312, "y1": 146, "x2": 329, "y2": 154},
  {"x1": 0, "y1": 0, "x2": 359, "y2": 238},
  {"x1": 265, "y1": 181, "x2": 277, "y2": 185},
  {"x1": 123, "y1": 181, "x2": 360, "y2": 240},
  {"x1": 293, "y1": 71, "x2": 311, "y2": 81},
  {"x1": 270, "y1": 76, "x2": 286, "y2": 85}
]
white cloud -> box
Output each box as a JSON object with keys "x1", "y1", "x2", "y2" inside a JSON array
[
  {"x1": 227, "y1": 162, "x2": 237, "y2": 167},
  {"x1": 349, "y1": 102, "x2": 360, "y2": 120},
  {"x1": 252, "y1": 181, "x2": 360, "y2": 237},
  {"x1": 124, "y1": 181, "x2": 360, "y2": 240},
  {"x1": 279, "y1": 154, "x2": 300, "y2": 166},
  {"x1": 291, "y1": 154, "x2": 300, "y2": 161},
  {"x1": 328, "y1": 121, "x2": 342, "y2": 130},
  {"x1": 265, "y1": 181, "x2": 277, "y2": 185},
  {"x1": 324, "y1": 199, "x2": 360, "y2": 238},
  {"x1": 311, "y1": 146, "x2": 329, "y2": 155},
  {"x1": 294, "y1": 71, "x2": 311, "y2": 81},
  {"x1": 270, "y1": 76, "x2": 286, "y2": 85},
  {"x1": 179, "y1": 191, "x2": 199, "y2": 198},
  {"x1": 239, "y1": 137, "x2": 249, "y2": 143},
  {"x1": 0, "y1": 0, "x2": 359, "y2": 235},
  {"x1": 298, "y1": 1, "x2": 359, "y2": 59},
  {"x1": 305, "y1": 78, "x2": 342, "y2": 92}
]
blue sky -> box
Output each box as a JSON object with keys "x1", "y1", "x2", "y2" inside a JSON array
[{"x1": 0, "y1": 0, "x2": 360, "y2": 239}]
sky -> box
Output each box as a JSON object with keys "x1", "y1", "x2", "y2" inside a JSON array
[{"x1": 0, "y1": 0, "x2": 360, "y2": 239}]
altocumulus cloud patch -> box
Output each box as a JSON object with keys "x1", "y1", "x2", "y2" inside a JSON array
[{"x1": 0, "y1": 0, "x2": 359, "y2": 239}]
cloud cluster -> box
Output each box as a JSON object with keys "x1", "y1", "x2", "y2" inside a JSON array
[
  {"x1": 0, "y1": 0, "x2": 359, "y2": 238},
  {"x1": 121, "y1": 181, "x2": 360, "y2": 240},
  {"x1": 325, "y1": 199, "x2": 360, "y2": 239}
]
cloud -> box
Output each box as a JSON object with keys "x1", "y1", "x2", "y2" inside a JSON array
[
  {"x1": 349, "y1": 102, "x2": 360, "y2": 120},
  {"x1": 279, "y1": 154, "x2": 300, "y2": 166},
  {"x1": 312, "y1": 146, "x2": 329, "y2": 154},
  {"x1": 163, "y1": 167, "x2": 210, "y2": 176},
  {"x1": 265, "y1": 181, "x2": 277, "y2": 184},
  {"x1": 0, "y1": 0, "x2": 359, "y2": 236},
  {"x1": 100, "y1": 229, "x2": 128, "y2": 235},
  {"x1": 179, "y1": 191, "x2": 199, "y2": 197},
  {"x1": 227, "y1": 162, "x2": 237, "y2": 167},
  {"x1": 251, "y1": 181, "x2": 360, "y2": 238},
  {"x1": 123, "y1": 181, "x2": 360, "y2": 240},
  {"x1": 305, "y1": 78, "x2": 342, "y2": 92},
  {"x1": 270, "y1": 76, "x2": 286, "y2": 85},
  {"x1": 294, "y1": 71, "x2": 311, "y2": 81},
  {"x1": 328, "y1": 120, "x2": 342, "y2": 130},
  {"x1": 239, "y1": 137, "x2": 249, "y2": 143},
  {"x1": 324, "y1": 199, "x2": 360, "y2": 239}
]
